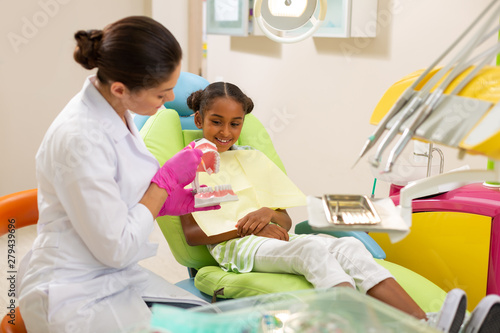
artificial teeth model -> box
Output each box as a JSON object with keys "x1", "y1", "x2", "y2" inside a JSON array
[
  {"x1": 190, "y1": 139, "x2": 238, "y2": 208},
  {"x1": 194, "y1": 184, "x2": 238, "y2": 208},
  {"x1": 194, "y1": 139, "x2": 220, "y2": 175}
]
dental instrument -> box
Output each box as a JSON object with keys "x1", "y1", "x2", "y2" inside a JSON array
[
  {"x1": 375, "y1": 25, "x2": 500, "y2": 169},
  {"x1": 382, "y1": 47, "x2": 500, "y2": 173},
  {"x1": 448, "y1": 41, "x2": 500, "y2": 96},
  {"x1": 414, "y1": 43, "x2": 500, "y2": 148},
  {"x1": 380, "y1": 0, "x2": 500, "y2": 173},
  {"x1": 355, "y1": 0, "x2": 500, "y2": 169},
  {"x1": 370, "y1": 92, "x2": 425, "y2": 168}
]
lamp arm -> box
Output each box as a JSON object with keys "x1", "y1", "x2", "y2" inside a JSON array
[{"x1": 399, "y1": 167, "x2": 500, "y2": 226}]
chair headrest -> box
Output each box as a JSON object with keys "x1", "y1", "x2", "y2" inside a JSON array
[
  {"x1": 133, "y1": 72, "x2": 209, "y2": 131},
  {"x1": 164, "y1": 72, "x2": 210, "y2": 117}
]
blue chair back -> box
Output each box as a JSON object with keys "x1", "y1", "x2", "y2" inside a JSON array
[{"x1": 133, "y1": 72, "x2": 209, "y2": 131}]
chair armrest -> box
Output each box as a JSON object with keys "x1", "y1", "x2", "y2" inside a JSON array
[{"x1": 294, "y1": 221, "x2": 386, "y2": 259}]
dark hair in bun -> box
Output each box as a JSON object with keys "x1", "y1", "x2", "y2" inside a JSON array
[
  {"x1": 73, "y1": 16, "x2": 182, "y2": 91},
  {"x1": 74, "y1": 29, "x2": 103, "y2": 70},
  {"x1": 187, "y1": 82, "x2": 254, "y2": 118}
]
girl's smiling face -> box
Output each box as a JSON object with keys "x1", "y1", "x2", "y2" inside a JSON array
[{"x1": 194, "y1": 97, "x2": 245, "y2": 153}]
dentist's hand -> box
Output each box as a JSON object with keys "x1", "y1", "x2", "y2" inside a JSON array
[
  {"x1": 183, "y1": 141, "x2": 196, "y2": 150},
  {"x1": 158, "y1": 186, "x2": 220, "y2": 217},
  {"x1": 151, "y1": 149, "x2": 203, "y2": 194},
  {"x1": 152, "y1": 148, "x2": 221, "y2": 216}
]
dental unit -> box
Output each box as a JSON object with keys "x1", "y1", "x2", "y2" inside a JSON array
[
  {"x1": 381, "y1": 20, "x2": 500, "y2": 174},
  {"x1": 355, "y1": 0, "x2": 500, "y2": 229},
  {"x1": 354, "y1": 0, "x2": 500, "y2": 173},
  {"x1": 190, "y1": 138, "x2": 238, "y2": 208}
]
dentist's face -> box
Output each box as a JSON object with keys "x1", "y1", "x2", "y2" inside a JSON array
[
  {"x1": 195, "y1": 97, "x2": 245, "y2": 153},
  {"x1": 126, "y1": 63, "x2": 181, "y2": 116}
]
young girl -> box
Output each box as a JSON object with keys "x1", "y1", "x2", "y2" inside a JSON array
[{"x1": 180, "y1": 82, "x2": 465, "y2": 332}]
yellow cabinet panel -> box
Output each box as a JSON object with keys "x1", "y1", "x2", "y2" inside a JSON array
[{"x1": 370, "y1": 212, "x2": 491, "y2": 310}]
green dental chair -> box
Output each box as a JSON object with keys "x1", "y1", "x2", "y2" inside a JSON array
[{"x1": 137, "y1": 72, "x2": 447, "y2": 312}]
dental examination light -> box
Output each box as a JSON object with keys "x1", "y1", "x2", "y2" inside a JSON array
[{"x1": 254, "y1": 0, "x2": 327, "y2": 43}]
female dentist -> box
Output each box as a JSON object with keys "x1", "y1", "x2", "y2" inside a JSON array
[{"x1": 18, "y1": 16, "x2": 218, "y2": 333}]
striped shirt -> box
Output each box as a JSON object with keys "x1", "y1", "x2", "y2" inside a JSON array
[{"x1": 207, "y1": 233, "x2": 307, "y2": 273}]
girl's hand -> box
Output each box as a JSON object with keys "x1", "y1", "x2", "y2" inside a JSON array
[
  {"x1": 236, "y1": 207, "x2": 275, "y2": 237},
  {"x1": 254, "y1": 224, "x2": 289, "y2": 241}
]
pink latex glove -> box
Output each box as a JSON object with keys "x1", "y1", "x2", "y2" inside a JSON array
[
  {"x1": 183, "y1": 141, "x2": 196, "y2": 150},
  {"x1": 158, "y1": 186, "x2": 220, "y2": 216},
  {"x1": 151, "y1": 149, "x2": 203, "y2": 195}
]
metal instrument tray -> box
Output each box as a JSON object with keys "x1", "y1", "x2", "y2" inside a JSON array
[{"x1": 322, "y1": 194, "x2": 381, "y2": 225}]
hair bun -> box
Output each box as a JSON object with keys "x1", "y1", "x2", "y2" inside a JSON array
[
  {"x1": 187, "y1": 89, "x2": 204, "y2": 112},
  {"x1": 73, "y1": 29, "x2": 103, "y2": 70}
]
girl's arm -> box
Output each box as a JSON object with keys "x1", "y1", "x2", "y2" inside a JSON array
[
  {"x1": 180, "y1": 211, "x2": 290, "y2": 246},
  {"x1": 237, "y1": 208, "x2": 291, "y2": 237},
  {"x1": 180, "y1": 213, "x2": 239, "y2": 246}
]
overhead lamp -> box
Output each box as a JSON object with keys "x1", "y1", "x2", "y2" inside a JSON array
[{"x1": 254, "y1": 0, "x2": 327, "y2": 43}]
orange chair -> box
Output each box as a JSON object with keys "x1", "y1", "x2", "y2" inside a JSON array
[{"x1": 0, "y1": 189, "x2": 38, "y2": 333}]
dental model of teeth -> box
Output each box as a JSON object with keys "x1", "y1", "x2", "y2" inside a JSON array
[
  {"x1": 194, "y1": 184, "x2": 238, "y2": 208},
  {"x1": 194, "y1": 139, "x2": 220, "y2": 175},
  {"x1": 190, "y1": 138, "x2": 238, "y2": 208}
]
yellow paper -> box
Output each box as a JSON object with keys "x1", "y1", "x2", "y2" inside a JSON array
[{"x1": 192, "y1": 150, "x2": 306, "y2": 236}]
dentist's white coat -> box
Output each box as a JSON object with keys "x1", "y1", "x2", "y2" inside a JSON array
[{"x1": 19, "y1": 76, "x2": 204, "y2": 333}]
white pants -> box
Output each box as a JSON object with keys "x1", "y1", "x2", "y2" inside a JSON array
[{"x1": 253, "y1": 235, "x2": 393, "y2": 293}]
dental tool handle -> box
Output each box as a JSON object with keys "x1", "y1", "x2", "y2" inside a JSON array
[
  {"x1": 372, "y1": 94, "x2": 423, "y2": 165},
  {"x1": 463, "y1": 24, "x2": 500, "y2": 67},
  {"x1": 405, "y1": 0, "x2": 500, "y2": 99},
  {"x1": 450, "y1": 42, "x2": 500, "y2": 95},
  {"x1": 380, "y1": 0, "x2": 500, "y2": 148},
  {"x1": 436, "y1": 59, "x2": 478, "y2": 97},
  {"x1": 370, "y1": 89, "x2": 415, "y2": 140},
  {"x1": 383, "y1": 128, "x2": 413, "y2": 174},
  {"x1": 354, "y1": 90, "x2": 415, "y2": 167},
  {"x1": 417, "y1": 0, "x2": 500, "y2": 98},
  {"x1": 384, "y1": 32, "x2": 490, "y2": 171},
  {"x1": 361, "y1": 0, "x2": 500, "y2": 168},
  {"x1": 380, "y1": 34, "x2": 485, "y2": 169},
  {"x1": 385, "y1": 32, "x2": 499, "y2": 170},
  {"x1": 383, "y1": 92, "x2": 443, "y2": 173},
  {"x1": 409, "y1": 90, "x2": 444, "y2": 131},
  {"x1": 408, "y1": 0, "x2": 500, "y2": 92}
]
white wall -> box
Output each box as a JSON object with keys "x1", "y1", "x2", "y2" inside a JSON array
[
  {"x1": 152, "y1": 0, "x2": 189, "y2": 72},
  {"x1": 204, "y1": 0, "x2": 496, "y2": 223},
  {"x1": 0, "y1": 0, "x2": 151, "y2": 196}
]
